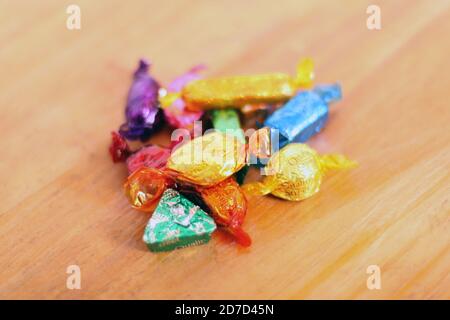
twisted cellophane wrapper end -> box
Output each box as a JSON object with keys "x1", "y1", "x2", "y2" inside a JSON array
[
  {"x1": 295, "y1": 58, "x2": 314, "y2": 89},
  {"x1": 318, "y1": 154, "x2": 358, "y2": 173}
]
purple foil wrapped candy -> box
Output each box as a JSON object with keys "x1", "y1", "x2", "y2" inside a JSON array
[
  {"x1": 163, "y1": 65, "x2": 205, "y2": 131},
  {"x1": 119, "y1": 59, "x2": 163, "y2": 141}
]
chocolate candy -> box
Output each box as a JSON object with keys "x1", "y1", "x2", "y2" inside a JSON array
[
  {"x1": 263, "y1": 84, "x2": 342, "y2": 148},
  {"x1": 162, "y1": 65, "x2": 205, "y2": 131},
  {"x1": 180, "y1": 58, "x2": 314, "y2": 110},
  {"x1": 199, "y1": 178, "x2": 251, "y2": 246},
  {"x1": 143, "y1": 189, "x2": 216, "y2": 252},
  {"x1": 119, "y1": 59, "x2": 163, "y2": 141},
  {"x1": 123, "y1": 167, "x2": 174, "y2": 212},
  {"x1": 243, "y1": 143, "x2": 357, "y2": 201},
  {"x1": 166, "y1": 131, "x2": 246, "y2": 186}
]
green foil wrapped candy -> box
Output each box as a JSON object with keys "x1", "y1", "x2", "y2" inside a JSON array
[
  {"x1": 143, "y1": 189, "x2": 217, "y2": 252},
  {"x1": 211, "y1": 109, "x2": 249, "y2": 185},
  {"x1": 211, "y1": 109, "x2": 246, "y2": 143}
]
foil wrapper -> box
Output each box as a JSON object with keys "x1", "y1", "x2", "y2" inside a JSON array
[
  {"x1": 143, "y1": 189, "x2": 216, "y2": 252},
  {"x1": 163, "y1": 65, "x2": 205, "y2": 131},
  {"x1": 264, "y1": 85, "x2": 341, "y2": 147},
  {"x1": 211, "y1": 109, "x2": 246, "y2": 143},
  {"x1": 126, "y1": 145, "x2": 171, "y2": 174},
  {"x1": 123, "y1": 167, "x2": 174, "y2": 212},
  {"x1": 119, "y1": 59, "x2": 163, "y2": 141},
  {"x1": 242, "y1": 143, "x2": 357, "y2": 201},
  {"x1": 166, "y1": 131, "x2": 246, "y2": 186},
  {"x1": 211, "y1": 109, "x2": 248, "y2": 184},
  {"x1": 181, "y1": 58, "x2": 314, "y2": 110},
  {"x1": 199, "y1": 178, "x2": 251, "y2": 246}
]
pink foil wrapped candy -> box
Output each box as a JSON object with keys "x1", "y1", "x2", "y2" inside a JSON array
[
  {"x1": 162, "y1": 65, "x2": 205, "y2": 132},
  {"x1": 126, "y1": 145, "x2": 171, "y2": 174}
]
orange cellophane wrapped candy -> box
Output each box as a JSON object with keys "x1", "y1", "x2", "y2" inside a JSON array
[
  {"x1": 166, "y1": 131, "x2": 246, "y2": 186},
  {"x1": 123, "y1": 167, "x2": 174, "y2": 212},
  {"x1": 199, "y1": 178, "x2": 251, "y2": 247}
]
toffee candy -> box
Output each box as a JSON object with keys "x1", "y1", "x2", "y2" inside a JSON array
[{"x1": 143, "y1": 189, "x2": 216, "y2": 252}]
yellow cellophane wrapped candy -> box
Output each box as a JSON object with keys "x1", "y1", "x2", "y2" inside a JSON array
[
  {"x1": 166, "y1": 131, "x2": 246, "y2": 186},
  {"x1": 161, "y1": 58, "x2": 314, "y2": 111},
  {"x1": 242, "y1": 144, "x2": 357, "y2": 201}
]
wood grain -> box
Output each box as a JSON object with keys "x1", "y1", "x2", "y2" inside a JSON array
[{"x1": 0, "y1": 0, "x2": 449, "y2": 299}]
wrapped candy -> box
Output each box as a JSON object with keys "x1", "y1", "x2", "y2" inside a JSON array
[
  {"x1": 126, "y1": 145, "x2": 171, "y2": 174},
  {"x1": 211, "y1": 109, "x2": 245, "y2": 143},
  {"x1": 124, "y1": 167, "x2": 174, "y2": 212},
  {"x1": 248, "y1": 84, "x2": 342, "y2": 162},
  {"x1": 161, "y1": 58, "x2": 314, "y2": 111},
  {"x1": 108, "y1": 131, "x2": 171, "y2": 173},
  {"x1": 243, "y1": 143, "x2": 357, "y2": 201},
  {"x1": 109, "y1": 131, "x2": 131, "y2": 162},
  {"x1": 199, "y1": 178, "x2": 251, "y2": 247},
  {"x1": 264, "y1": 83, "x2": 342, "y2": 147},
  {"x1": 143, "y1": 189, "x2": 217, "y2": 252},
  {"x1": 119, "y1": 59, "x2": 163, "y2": 141},
  {"x1": 109, "y1": 57, "x2": 357, "y2": 251},
  {"x1": 162, "y1": 65, "x2": 205, "y2": 131},
  {"x1": 211, "y1": 109, "x2": 248, "y2": 184},
  {"x1": 166, "y1": 131, "x2": 246, "y2": 186}
]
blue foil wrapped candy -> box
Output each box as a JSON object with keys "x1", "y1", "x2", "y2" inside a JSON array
[
  {"x1": 264, "y1": 83, "x2": 342, "y2": 147},
  {"x1": 119, "y1": 59, "x2": 163, "y2": 141},
  {"x1": 248, "y1": 84, "x2": 342, "y2": 165}
]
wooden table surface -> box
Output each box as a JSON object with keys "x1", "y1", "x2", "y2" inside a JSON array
[{"x1": 1, "y1": 0, "x2": 449, "y2": 299}]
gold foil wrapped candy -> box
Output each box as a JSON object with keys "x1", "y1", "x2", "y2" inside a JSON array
[
  {"x1": 161, "y1": 58, "x2": 314, "y2": 111},
  {"x1": 166, "y1": 131, "x2": 246, "y2": 186},
  {"x1": 243, "y1": 144, "x2": 357, "y2": 201}
]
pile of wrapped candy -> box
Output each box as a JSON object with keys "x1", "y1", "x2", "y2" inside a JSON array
[{"x1": 109, "y1": 58, "x2": 357, "y2": 252}]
